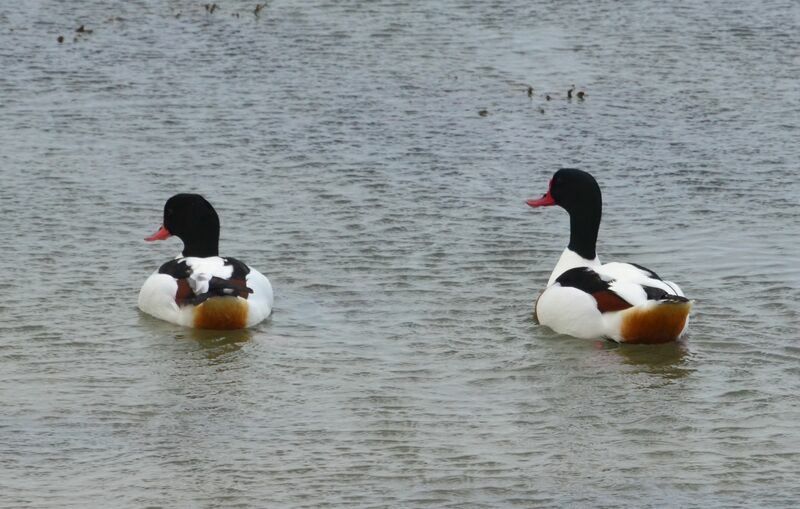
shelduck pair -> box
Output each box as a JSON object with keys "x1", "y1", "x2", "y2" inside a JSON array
[{"x1": 140, "y1": 173, "x2": 691, "y2": 342}]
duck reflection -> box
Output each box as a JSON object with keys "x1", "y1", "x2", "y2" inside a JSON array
[
  {"x1": 599, "y1": 339, "x2": 691, "y2": 379},
  {"x1": 181, "y1": 328, "x2": 253, "y2": 359}
]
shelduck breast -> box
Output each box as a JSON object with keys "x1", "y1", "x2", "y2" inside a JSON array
[
  {"x1": 527, "y1": 169, "x2": 691, "y2": 344},
  {"x1": 138, "y1": 194, "x2": 273, "y2": 329}
]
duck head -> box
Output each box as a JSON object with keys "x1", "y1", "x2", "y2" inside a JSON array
[
  {"x1": 527, "y1": 168, "x2": 602, "y2": 260},
  {"x1": 145, "y1": 193, "x2": 220, "y2": 258}
]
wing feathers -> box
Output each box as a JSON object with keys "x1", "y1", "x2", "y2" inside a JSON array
[
  {"x1": 591, "y1": 290, "x2": 633, "y2": 312},
  {"x1": 555, "y1": 266, "x2": 685, "y2": 315}
]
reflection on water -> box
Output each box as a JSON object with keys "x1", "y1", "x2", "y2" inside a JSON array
[
  {"x1": 139, "y1": 310, "x2": 255, "y2": 358},
  {"x1": 136, "y1": 306, "x2": 255, "y2": 360},
  {"x1": 601, "y1": 340, "x2": 692, "y2": 379},
  {"x1": 182, "y1": 327, "x2": 254, "y2": 359}
]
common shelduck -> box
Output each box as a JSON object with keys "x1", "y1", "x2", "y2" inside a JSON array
[
  {"x1": 527, "y1": 168, "x2": 691, "y2": 344},
  {"x1": 138, "y1": 194, "x2": 274, "y2": 329}
]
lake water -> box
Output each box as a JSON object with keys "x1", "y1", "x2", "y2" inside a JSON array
[{"x1": 1, "y1": 0, "x2": 799, "y2": 507}]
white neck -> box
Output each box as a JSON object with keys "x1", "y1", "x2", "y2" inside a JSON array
[{"x1": 547, "y1": 248, "x2": 601, "y2": 287}]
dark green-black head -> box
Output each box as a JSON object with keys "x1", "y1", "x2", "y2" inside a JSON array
[
  {"x1": 145, "y1": 193, "x2": 221, "y2": 258},
  {"x1": 526, "y1": 168, "x2": 603, "y2": 260}
]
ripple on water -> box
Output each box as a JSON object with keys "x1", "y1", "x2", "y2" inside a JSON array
[{"x1": 1, "y1": 0, "x2": 800, "y2": 507}]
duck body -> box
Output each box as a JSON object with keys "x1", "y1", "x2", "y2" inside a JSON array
[
  {"x1": 138, "y1": 194, "x2": 273, "y2": 330},
  {"x1": 138, "y1": 256, "x2": 273, "y2": 329},
  {"x1": 535, "y1": 248, "x2": 689, "y2": 343},
  {"x1": 528, "y1": 169, "x2": 691, "y2": 344}
]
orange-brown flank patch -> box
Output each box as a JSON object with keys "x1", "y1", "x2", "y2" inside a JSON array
[
  {"x1": 591, "y1": 290, "x2": 633, "y2": 313},
  {"x1": 193, "y1": 297, "x2": 249, "y2": 330},
  {"x1": 175, "y1": 279, "x2": 194, "y2": 306},
  {"x1": 620, "y1": 301, "x2": 692, "y2": 344}
]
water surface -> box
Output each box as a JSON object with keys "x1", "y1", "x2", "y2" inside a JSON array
[{"x1": 1, "y1": 1, "x2": 799, "y2": 507}]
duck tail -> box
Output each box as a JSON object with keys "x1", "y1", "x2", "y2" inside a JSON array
[
  {"x1": 193, "y1": 296, "x2": 249, "y2": 330},
  {"x1": 620, "y1": 299, "x2": 692, "y2": 344}
]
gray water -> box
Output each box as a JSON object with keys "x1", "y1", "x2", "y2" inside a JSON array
[{"x1": 2, "y1": 0, "x2": 799, "y2": 507}]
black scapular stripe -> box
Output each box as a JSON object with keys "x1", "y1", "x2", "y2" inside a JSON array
[
  {"x1": 223, "y1": 257, "x2": 251, "y2": 279},
  {"x1": 184, "y1": 276, "x2": 253, "y2": 305},
  {"x1": 557, "y1": 267, "x2": 688, "y2": 303},
  {"x1": 627, "y1": 262, "x2": 683, "y2": 295},
  {"x1": 554, "y1": 267, "x2": 610, "y2": 294},
  {"x1": 627, "y1": 262, "x2": 662, "y2": 281},
  {"x1": 642, "y1": 285, "x2": 689, "y2": 302},
  {"x1": 158, "y1": 259, "x2": 192, "y2": 279}
]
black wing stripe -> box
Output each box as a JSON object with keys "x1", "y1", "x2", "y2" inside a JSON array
[
  {"x1": 554, "y1": 267, "x2": 610, "y2": 294},
  {"x1": 628, "y1": 262, "x2": 662, "y2": 281},
  {"x1": 642, "y1": 285, "x2": 688, "y2": 302},
  {"x1": 555, "y1": 268, "x2": 636, "y2": 312},
  {"x1": 158, "y1": 259, "x2": 191, "y2": 279},
  {"x1": 224, "y1": 257, "x2": 251, "y2": 279},
  {"x1": 628, "y1": 262, "x2": 681, "y2": 296}
]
